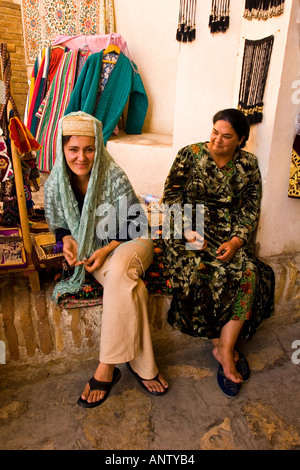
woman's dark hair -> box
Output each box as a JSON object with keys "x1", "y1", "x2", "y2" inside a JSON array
[
  {"x1": 62, "y1": 135, "x2": 72, "y2": 147},
  {"x1": 212, "y1": 108, "x2": 250, "y2": 148},
  {"x1": 62, "y1": 134, "x2": 84, "y2": 200}
]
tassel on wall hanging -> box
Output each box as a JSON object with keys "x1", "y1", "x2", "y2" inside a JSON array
[
  {"x1": 209, "y1": 0, "x2": 230, "y2": 33},
  {"x1": 176, "y1": 0, "x2": 197, "y2": 43},
  {"x1": 243, "y1": 0, "x2": 285, "y2": 20},
  {"x1": 237, "y1": 35, "x2": 274, "y2": 125}
]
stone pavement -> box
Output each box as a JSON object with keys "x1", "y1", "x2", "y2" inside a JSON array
[{"x1": 0, "y1": 317, "x2": 300, "y2": 451}]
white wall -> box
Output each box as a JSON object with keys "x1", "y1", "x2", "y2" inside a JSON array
[
  {"x1": 114, "y1": 0, "x2": 299, "y2": 257},
  {"x1": 254, "y1": 0, "x2": 300, "y2": 256},
  {"x1": 114, "y1": 0, "x2": 179, "y2": 135},
  {"x1": 172, "y1": 1, "x2": 245, "y2": 151}
]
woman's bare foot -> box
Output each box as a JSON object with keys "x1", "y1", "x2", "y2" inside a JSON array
[
  {"x1": 212, "y1": 346, "x2": 243, "y2": 383},
  {"x1": 141, "y1": 373, "x2": 169, "y2": 394},
  {"x1": 212, "y1": 339, "x2": 240, "y2": 363},
  {"x1": 81, "y1": 362, "x2": 115, "y2": 404}
]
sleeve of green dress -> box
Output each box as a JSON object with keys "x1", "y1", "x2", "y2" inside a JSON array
[
  {"x1": 162, "y1": 146, "x2": 196, "y2": 238},
  {"x1": 162, "y1": 146, "x2": 192, "y2": 205},
  {"x1": 230, "y1": 154, "x2": 262, "y2": 245}
]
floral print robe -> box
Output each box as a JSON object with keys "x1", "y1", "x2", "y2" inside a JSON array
[{"x1": 161, "y1": 143, "x2": 274, "y2": 339}]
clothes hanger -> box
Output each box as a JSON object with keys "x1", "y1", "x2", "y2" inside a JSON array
[
  {"x1": 102, "y1": 44, "x2": 120, "y2": 64},
  {"x1": 80, "y1": 42, "x2": 89, "y2": 52},
  {"x1": 103, "y1": 44, "x2": 121, "y2": 55}
]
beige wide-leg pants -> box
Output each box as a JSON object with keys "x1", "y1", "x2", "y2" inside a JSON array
[{"x1": 92, "y1": 237, "x2": 158, "y2": 380}]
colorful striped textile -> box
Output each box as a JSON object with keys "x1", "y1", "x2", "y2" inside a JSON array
[
  {"x1": 35, "y1": 50, "x2": 90, "y2": 172},
  {"x1": 24, "y1": 48, "x2": 47, "y2": 128},
  {"x1": 25, "y1": 46, "x2": 66, "y2": 137}
]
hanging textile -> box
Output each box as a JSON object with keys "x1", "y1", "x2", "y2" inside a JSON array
[
  {"x1": 65, "y1": 50, "x2": 148, "y2": 145},
  {"x1": 24, "y1": 34, "x2": 130, "y2": 137},
  {"x1": 24, "y1": 48, "x2": 49, "y2": 129},
  {"x1": 8, "y1": 116, "x2": 41, "y2": 156},
  {"x1": 27, "y1": 32, "x2": 139, "y2": 172},
  {"x1": 237, "y1": 35, "x2": 274, "y2": 125},
  {"x1": 0, "y1": 43, "x2": 40, "y2": 226},
  {"x1": 52, "y1": 33, "x2": 129, "y2": 57},
  {"x1": 176, "y1": 0, "x2": 197, "y2": 42},
  {"x1": 21, "y1": 0, "x2": 116, "y2": 65},
  {"x1": 0, "y1": 43, "x2": 19, "y2": 138},
  {"x1": 35, "y1": 50, "x2": 89, "y2": 172},
  {"x1": 209, "y1": 0, "x2": 230, "y2": 33},
  {"x1": 288, "y1": 134, "x2": 300, "y2": 199},
  {"x1": 0, "y1": 114, "x2": 39, "y2": 225},
  {"x1": 0, "y1": 134, "x2": 13, "y2": 183},
  {"x1": 24, "y1": 45, "x2": 67, "y2": 135},
  {"x1": 0, "y1": 44, "x2": 16, "y2": 218},
  {"x1": 99, "y1": 0, "x2": 115, "y2": 33},
  {"x1": 243, "y1": 0, "x2": 285, "y2": 20}
]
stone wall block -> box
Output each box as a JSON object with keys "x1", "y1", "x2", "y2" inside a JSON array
[
  {"x1": 0, "y1": 280, "x2": 19, "y2": 361},
  {"x1": 0, "y1": 251, "x2": 300, "y2": 366},
  {"x1": 33, "y1": 292, "x2": 53, "y2": 356},
  {"x1": 284, "y1": 262, "x2": 298, "y2": 302},
  {"x1": 50, "y1": 302, "x2": 65, "y2": 353},
  {"x1": 70, "y1": 309, "x2": 82, "y2": 349},
  {"x1": 0, "y1": 0, "x2": 29, "y2": 117},
  {"x1": 14, "y1": 282, "x2": 37, "y2": 358}
]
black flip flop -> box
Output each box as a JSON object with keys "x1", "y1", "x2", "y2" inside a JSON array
[
  {"x1": 217, "y1": 363, "x2": 241, "y2": 398},
  {"x1": 77, "y1": 367, "x2": 121, "y2": 408},
  {"x1": 126, "y1": 362, "x2": 168, "y2": 396},
  {"x1": 235, "y1": 351, "x2": 250, "y2": 382}
]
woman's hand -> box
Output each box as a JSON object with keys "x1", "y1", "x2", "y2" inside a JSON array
[
  {"x1": 83, "y1": 247, "x2": 109, "y2": 273},
  {"x1": 184, "y1": 229, "x2": 207, "y2": 251},
  {"x1": 62, "y1": 235, "x2": 84, "y2": 267},
  {"x1": 83, "y1": 240, "x2": 123, "y2": 273},
  {"x1": 216, "y1": 236, "x2": 243, "y2": 262}
]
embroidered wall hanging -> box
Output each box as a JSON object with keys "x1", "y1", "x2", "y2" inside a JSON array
[
  {"x1": 288, "y1": 134, "x2": 300, "y2": 199},
  {"x1": 237, "y1": 35, "x2": 274, "y2": 125},
  {"x1": 176, "y1": 0, "x2": 197, "y2": 42},
  {"x1": 243, "y1": 0, "x2": 285, "y2": 20},
  {"x1": 0, "y1": 228, "x2": 27, "y2": 269},
  {"x1": 0, "y1": 43, "x2": 40, "y2": 225},
  {"x1": 209, "y1": 0, "x2": 230, "y2": 33},
  {"x1": 0, "y1": 43, "x2": 19, "y2": 138},
  {"x1": 21, "y1": 0, "x2": 115, "y2": 65},
  {"x1": 0, "y1": 135, "x2": 13, "y2": 183}
]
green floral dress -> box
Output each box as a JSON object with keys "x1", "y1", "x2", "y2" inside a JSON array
[{"x1": 162, "y1": 143, "x2": 274, "y2": 339}]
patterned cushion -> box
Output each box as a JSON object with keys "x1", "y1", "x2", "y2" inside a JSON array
[{"x1": 57, "y1": 239, "x2": 172, "y2": 309}]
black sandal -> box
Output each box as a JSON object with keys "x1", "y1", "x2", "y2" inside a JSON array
[
  {"x1": 235, "y1": 351, "x2": 250, "y2": 382},
  {"x1": 217, "y1": 363, "x2": 241, "y2": 398},
  {"x1": 126, "y1": 362, "x2": 168, "y2": 396},
  {"x1": 77, "y1": 367, "x2": 121, "y2": 408}
]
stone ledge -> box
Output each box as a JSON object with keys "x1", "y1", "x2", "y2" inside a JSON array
[
  {"x1": 0, "y1": 253, "x2": 299, "y2": 366},
  {"x1": 0, "y1": 273, "x2": 172, "y2": 366},
  {"x1": 106, "y1": 132, "x2": 175, "y2": 197},
  {"x1": 108, "y1": 131, "x2": 173, "y2": 148}
]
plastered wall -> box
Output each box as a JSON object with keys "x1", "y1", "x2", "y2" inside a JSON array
[{"x1": 114, "y1": 0, "x2": 300, "y2": 258}]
